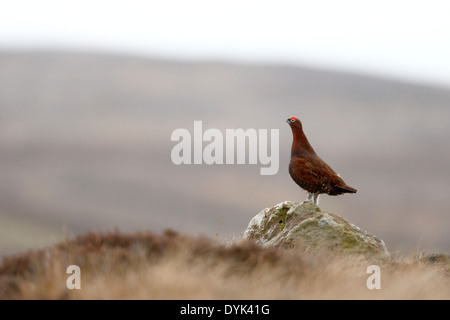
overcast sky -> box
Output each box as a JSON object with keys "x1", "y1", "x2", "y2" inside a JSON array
[{"x1": 1, "y1": 0, "x2": 450, "y2": 87}]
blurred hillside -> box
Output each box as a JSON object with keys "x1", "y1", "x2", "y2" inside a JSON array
[{"x1": 0, "y1": 51, "x2": 449, "y2": 256}]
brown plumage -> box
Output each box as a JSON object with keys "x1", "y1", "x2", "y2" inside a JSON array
[{"x1": 287, "y1": 116, "x2": 356, "y2": 205}]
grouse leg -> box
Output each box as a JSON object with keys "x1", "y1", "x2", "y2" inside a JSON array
[{"x1": 312, "y1": 193, "x2": 320, "y2": 205}]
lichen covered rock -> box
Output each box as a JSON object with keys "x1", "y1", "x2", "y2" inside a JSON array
[{"x1": 244, "y1": 201, "x2": 389, "y2": 261}]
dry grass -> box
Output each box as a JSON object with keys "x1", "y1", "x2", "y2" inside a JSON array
[{"x1": 0, "y1": 230, "x2": 448, "y2": 300}]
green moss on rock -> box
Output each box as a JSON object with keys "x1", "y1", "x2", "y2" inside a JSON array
[{"x1": 243, "y1": 201, "x2": 390, "y2": 261}]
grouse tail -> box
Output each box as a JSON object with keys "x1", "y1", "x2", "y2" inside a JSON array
[{"x1": 335, "y1": 185, "x2": 357, "y2": 194}]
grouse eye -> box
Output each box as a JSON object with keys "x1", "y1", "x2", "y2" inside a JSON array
[{"x1": 290, "y1": 119, "x2": 295, "y2": 122}]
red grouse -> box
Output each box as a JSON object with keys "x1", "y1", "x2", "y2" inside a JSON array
[{"x1": 287, "y1": 116, "x2": 356, "y2": 205}]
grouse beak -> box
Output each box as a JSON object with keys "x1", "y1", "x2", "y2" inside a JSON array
[{"x1": 286, "y1": 118, "x2": 291, "y2": 124}]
